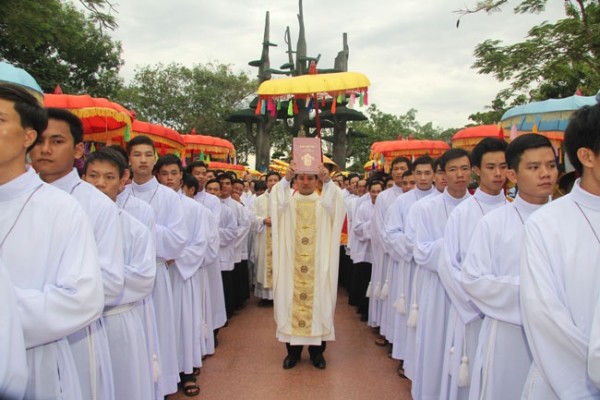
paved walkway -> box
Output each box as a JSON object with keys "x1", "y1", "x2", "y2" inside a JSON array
[{"x1": 171, "y1": 290, "x2": 412, "y2": 399}]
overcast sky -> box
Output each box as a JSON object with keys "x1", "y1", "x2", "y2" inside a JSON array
[{"x1": 109, "y1": 0, "x2": 566, "y2": 129}]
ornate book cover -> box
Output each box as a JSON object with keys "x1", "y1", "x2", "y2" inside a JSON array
[{"x1": 293, "y1": 137, "x2": 322, "y2": 174}]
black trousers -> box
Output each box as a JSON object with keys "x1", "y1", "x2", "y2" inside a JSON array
[
  {"x1": 286, "y1": 341, "x2": 326, "y2": 360},
  {"x1": 221, "y1": 270, "x2": 234, "y2": 318}
]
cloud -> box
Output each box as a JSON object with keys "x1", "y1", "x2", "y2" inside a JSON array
[{"x1": 110, "y1": 0, "x2": 566, "y2": 129}]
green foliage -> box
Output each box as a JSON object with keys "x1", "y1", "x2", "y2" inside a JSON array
[
  {"x1": 0, "y1": 0, "x2": 123, "y2": 96},
  {"x1": 469, "y1": 0, "x2": 600, "y2": 113},
  {"x1": 116, "y1": 62, "x2": 257, "y2": 164},
  {"x1": 345, "y1": 104, "x2": 455, "y2": 171}
]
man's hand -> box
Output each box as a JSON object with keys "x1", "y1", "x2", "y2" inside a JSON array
[
  {"x1": 231, "y1": 193, "x2": 241, "y2": 203},
  {"x1": 285, "y1": 161, "x2": 296, "y2": 181},
  {"x1": 318, "y1": 164, "x2": 331, "y2": 183}
]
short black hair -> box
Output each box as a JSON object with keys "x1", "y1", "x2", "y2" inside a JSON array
[
  {"x1": 206, "y1": 178, "x2": 220, "y2": 188},
  {"x1": 186, "y1": 160, "x2": 208, "y2": 175},
  {"x1": 367, "y1": 179, "x2": 384, "y2": 190},
  {"x1": 154, "y1": 154, "x2": 182, "y2": 174},
  {"x1": 471, "y1": 137, "x2": 508, "y2": 168},
  {"x1": 232, "y1": 178, "x2": 244, "y2": 186},
  {"x1": 0, "y1": 84, "x2": 47, "y2": 150},
  {"x1": 440, "y1": 148, "x2": 470, "y2": 171},
  {"x1": 402, "y1": 170, "x2": 414, "y2": 178},
  {"x1": 126, "y1": 135, "x2": 155, "y2": 155},
  {"x1": 348, "y1": 173, "x2": 360, "y2": 182},
  {"x1": 564, "y1": 103, "x2": 600, "y2": 174},
  {"x1": 391, "y1": 156, "x2": 412, "y2": 170},
  {"x1": 265, "y1": 170, "x2": 281, "y2": 181},
  {"x1": 46, "y1": 107, "x2": 84, "y2": 144},
  {"x1": 433, "y1": 157, "x2": 443, "y2": 172},
  {"x1": 254, "y1": 180, "x2": 267, "y2": 192},
  {"x1": 84, "y1": 148, "x2": 127, "y2": 178},
  {"x1": 182, "y1": 173, "x2": 199, "y2": 194},
  {"x1": 217, "y1": 172, "x2": 234, "y2": 184},
  {"x1": 505, "y1": 134, "x2": 554, "y2": 171},
  {"x1": 412, "y1": 155, "x2": 434, "y2": 169},
  {"x1": 107, "y1": 145, "x2": 129, "y2": 164}
]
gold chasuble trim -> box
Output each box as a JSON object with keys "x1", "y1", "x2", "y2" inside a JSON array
[
  {"x1": 292, "y1": 199, "x2": 317, "y2": 336},
  {"x1": 265, "y1": 222, "x2": 273, "y2": 288}
]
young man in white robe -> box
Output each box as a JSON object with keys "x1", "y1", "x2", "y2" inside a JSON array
[
  {"x1": 30, "y1": 107, "x2": 126, "y2": 400},
  {"x1": 270, "y1": 161, "x2": 346, "y2": 370},
  {"x1": 252, "y1": 171, "x2": 281, "y2": 304},
  {"x1": 0, "y1": 83, "x2": 104, "y2": 400},
  {"x1": 218, "y1": 173, "x2": 252, "y2": 315},
  {"x1": 348, "y1": 177, "x2": 370, "y2": 308},
  {"x1": 460, "y1": 134, "x2": 558, "y2": 399},
  {"x1": 403, "y1": 157, "x2": 447, "y2": 381},
  {"x1": 385, "y1": 156, "x2": 436, "y2": 378},
  {"x1": 187, "y1": 160, "x2": 221, "y2": 221},
  {"x1": 122, "y1": 135, "x2": 187, "y2": 398},
  {"x1": 520, "y1": 105, "x2": 600, "y2": 398},
  {"x1": 412, "y1": 148, "x2": 471, "y2": 400},
  {"x1": 368, "y1": 157, "x2": 410, "y2": 342},
  {"x1": 82, "y1": 148, "x2": 156, "y2": 400},
  {"x1": 156, "y1": 155, "x2": 208, "y2": 397},
  {"x1": 352, "y1": 180, "x2": 384, "y2": 322},
  {"x1": 438, "y1": 138, "x2": 508, "y2": 400},
  {"x1": 232, "y1": 177, "x2": 253, "y2": 307},
  {"x1": 182, "y1": 174, "x2": 225, "y2": 358}
]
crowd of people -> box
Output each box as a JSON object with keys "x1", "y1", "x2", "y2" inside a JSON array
[{"x1": 1, "y1": 79, "x2": 600, "y2": 400}]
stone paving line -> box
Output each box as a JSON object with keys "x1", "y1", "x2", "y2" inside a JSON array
[{"x1": 170, "y1": 290, "x2": 412, "y2": 400}]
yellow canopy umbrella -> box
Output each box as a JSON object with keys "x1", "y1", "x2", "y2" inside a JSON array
[{"x1": 257, "y1": 71, "x2": 370, "y2": 97}]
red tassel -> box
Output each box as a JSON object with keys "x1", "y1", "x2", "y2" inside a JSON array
[
  {"x1": 293, "y1": 99, "x2": 299, "y2": 114},
  {"x1": 364, "y1": 91, "x2": 369, "y2": 105},
  {"x1": 322, "y1": 97, "x2": 326, "y2": 107},
  {"x1": 331, "y1": 99, "x2": 337, "y2": 113},
  {"x1": 255, "y1": 99, "x2": 262, "y2": 115}
]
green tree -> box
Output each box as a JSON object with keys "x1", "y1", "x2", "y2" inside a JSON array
[
  {"x1": 0, "y1": 0, "x2": 123, "y2": 96},
  {"x1": 460, "y1": 0, "x2": 600, "y2": 118},
  {"x1": 117, "y1": 62, "x2": 257, "y2": 164},
  {"x1": 345, "y1": 105, "x2": 453, "y2": 171}
]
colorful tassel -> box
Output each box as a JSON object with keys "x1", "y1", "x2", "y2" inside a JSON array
[
  {"x1": 359, "y1": 92, "x2": 365, "y2": 107},
  {"x1": 255, "y1": 99, "x2": 262, "y2": 115},
  {"x1": 307, "y1": 98, "x2": 313, "y2": 113},
  {"x1": 261, "y1": 98, "x2": 267, "y2": 115},
  {"x1": 331, "y1": 99, "x2": 337, "y2": 113},
  {"x1": 292, "y1": 99, "x2": 299, "y2": 114},
  {"x1": 287, "y1": 100, "x2": 294, "y2": 116},
  {"x1": 124, "y1": 124, "x2": 131, "y2": 142},
  {"x1": 276, "y1": 100, "x2": 281, "y2": 110},
  {"x1": 321, "y1": 97, "x2": 326, "y2": 107},
  {"x1": 90, "y1": 142, "x2": 96, "y2": 153},
  {"x1": 349, "y1": 93, "x2": 356, "y2": 108},
  {"x1": 364, "y1": 91, "x2": 369, "y2": 105}
]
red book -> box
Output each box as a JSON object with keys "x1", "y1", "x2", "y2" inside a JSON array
[{"x1": 293, "y1": 137, "x2": 322, "y2": 174}]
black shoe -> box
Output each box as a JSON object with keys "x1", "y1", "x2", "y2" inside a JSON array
[
  {"x1": 283, "y1": 355, "x2": 298, "y2": 369},
  {"x1": 310, "y1": 353, "x2": 326, "y2": 369}
]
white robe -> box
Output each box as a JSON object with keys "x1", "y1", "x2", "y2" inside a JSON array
[
  {"x1": 222, "y1": 197, "x2": 251, "y2": 264},
  {"x1": 439, "y1": 189, "x2": 506, "y2": 400},
  {"x1": 53, "y1": 168, "x2": 124, "y2": 400},
  {"x1": 461, "y1": 194, "x2": 540, "y2": 400},
  {"x1": 404, "y1": 190, "x2": 442, "y2": 380},
  {"x1": 170, "y1": 193, "x2": 208, "y2": 374},
  {"x1": 194, "y1": 189, "x2": 221, "y2": 222},
  {"x1": 116, "y1": 191, "x2": 163, "y2": 400},
  {"x1": 104, "y1": 209, "x2": 155, "y2": 400},
  {"x1": 0, "y1": 264, "x2": 27, "y2": 400},
  {"x1": 197, "y1": 202, "x2": 225, "y2": 355},
  {"x1": 270, "y1": 178, "x2": 346, "y2": 345},
  {"x1": 0, "y1": 168, "x2": 104, "y2": 400},
  {"x1": 352, "y1": 199, "x2": 375, "y2": 264},
  {"x1": 218, "y1": 202, "x2": 238, "y2": 271},
  {"x1": 122, "y1": 177, "x2": 187, "y2": 397},
  {"x1": 412, "y1": 188, "x2": 470, "y2": 400},
  {"x1": 385, "y1": 186, "x2": 434, "y2": 362},
  {"x1": 369, "y1": 185, "x2": 403, "y2": 328},
  {"x1": 349, "y1": 194, "x2": 370, "y2": 263},
  {"x1": 252, "y1": 191, "x2": 274, "y2": 299},
  {"x1": 588, "y1": 293, "x2": 600, "y2": 390},
  {"x1": 520, "y1": 180, "x2": 600, "y2": 399}
]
